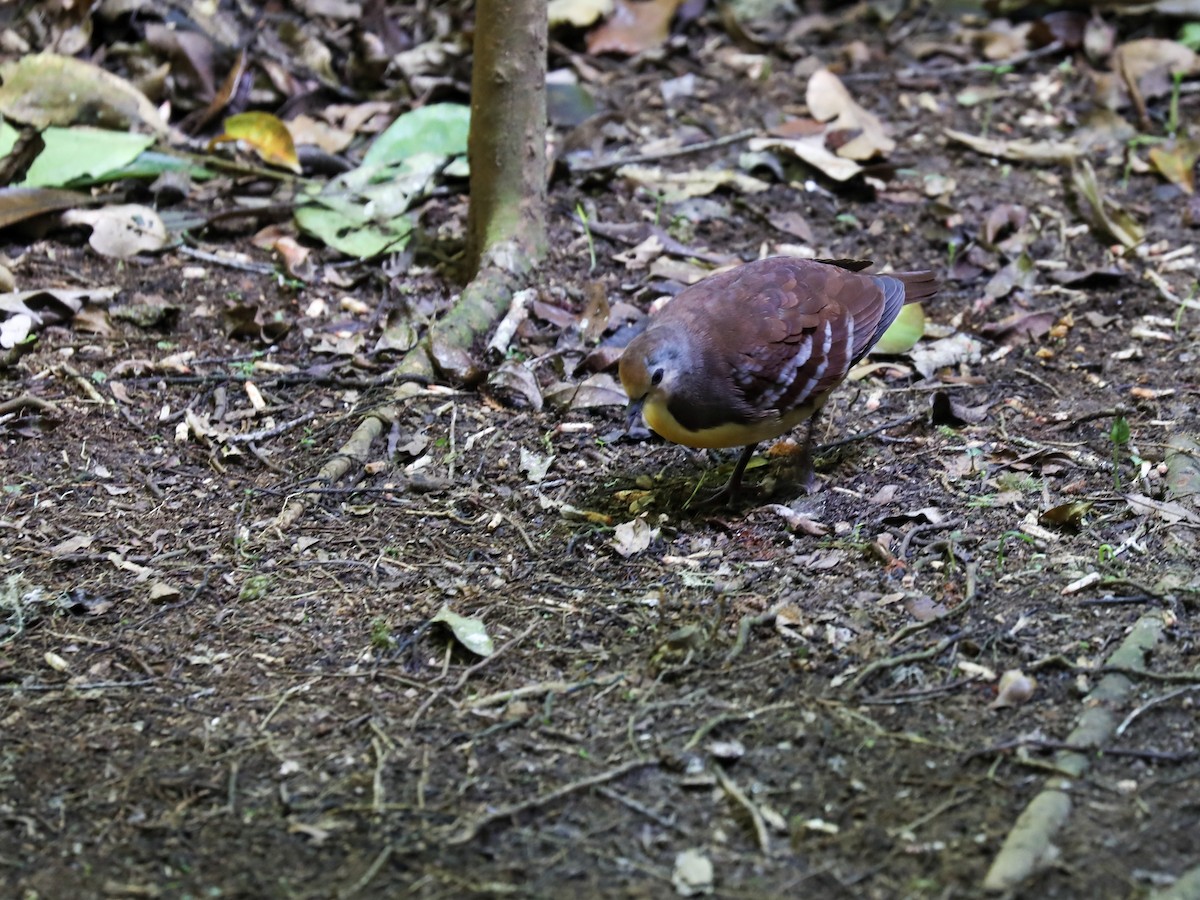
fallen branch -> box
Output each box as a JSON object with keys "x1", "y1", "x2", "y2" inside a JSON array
[{"x1": 982, "y1": 613, "x2": 1165, "y2": 893}]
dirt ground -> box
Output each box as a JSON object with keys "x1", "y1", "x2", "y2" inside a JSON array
[{"x1": 3, "y1": 5, "x2": 1200, "y2": 899}]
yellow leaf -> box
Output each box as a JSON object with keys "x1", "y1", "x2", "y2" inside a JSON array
[{"x1": 214, "y1": 111, "x2": 301, "y2": 173}]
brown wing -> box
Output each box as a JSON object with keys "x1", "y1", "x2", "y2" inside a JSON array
[{"x1": 665, "y1": 258, "x2": 886, "y2": 418}]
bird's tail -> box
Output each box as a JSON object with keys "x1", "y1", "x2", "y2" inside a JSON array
[{"x1": 893, "y1": 270, "x2": 939, "y2": 304}]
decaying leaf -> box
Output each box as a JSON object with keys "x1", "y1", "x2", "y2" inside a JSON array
[
  {"x1": 586, "y1": 0, "x2": 683, "y2": 56},
  {"x1": 672, "y1": 848, "x2": 714, "y2": 897},
  {"x1": 224, "y1": 302, "x2": 291, "y2": 342},
  {"x1": 549, "y1": 0, "x2": 614, "y2": 27},
  {"x1": 1070, "y1": 160, "x2": 1144, "y2": 249},
  {"x1": 749, "y1": 134, "x2": 864, "y2": 182},
  {"x1": 616, "y1": 164, "x2": 769, "y2": 202},
  {"x1": 909, "y1": 333, "x2": 982, "y2": 378},
  {"x1": 0, "y1": 187, "x2": 91, "y2": 229},
  {"x1": 1164, "y1": 435, "x2": 1200, "y2": 501},
  {"x1": 543, "y1": 372, "x2": 627, "y2": 410},
  {"x1": 762, "y1": 504, "x2": 828, "y2": 535},
  {"x1": 487, "y1": 360, "x2": 543, "y2": 411},
  {"x1": 60, "y1": 204, "x2": 168, "y2": 258},
  {"x1": 979, "y1": 308, "x2": 1056, "y2": 346},
  {"x1": 806, "y1": 68, "x2": 895, "y2": 160},
  {"x1": 1038, "y1": 501, "x2": 1093, "y2": 530},
  {"x1": 1148, "y1": 140, "x2": 1200, "y2": 195},
  {"x1": 0, "y1": 52, "x2": 167, "y2": 133},
  {"x1": 519, "y1": 447, "x2": 555, "y2": 483},
  {"x1": 431, "y1": 606, "x2": 494, "y2": 657},
  {"x1": 930, "y1": 391, "x2": 990, "y2": 427},
  {"x1": 611, "y1": 517, "x2": 658, "y2": 557},
  {"x1": 1125, "y1": 493, "x2": 1200, "y2": 525},
  {"x1": 944, "y1": 128, "x2": 1081, "y2": 163}
]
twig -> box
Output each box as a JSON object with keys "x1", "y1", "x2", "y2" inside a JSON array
[
  {"x1": 1028, "y1": 655, "x2": 1200, "y2": 684},
  {"x1": 724, "y1": 601, "x2": 787, "y2": 665},
  {"x1": 259, "y1": 679, "x2": 319, "y2": 730},
  {"x1": 897, "y1": 517, "x2": 964, "y2": 560},
  {"x1": 369, "y1": 736, "x2": 388, "y2": 815},
  {"x1": 486, "y1": 288, "x2": 533, "y2": 362},
  {"x1": 452, "y1": 621, "x2": 539, "y2": 691},
  {"x1": 226, "y1": 762, "x2": 239, "y2": 815},
  {"x1": 887, "y1": 562, "x2": 977, "y2": 646},
  {"x1": 1116, "y1": 684, "x2": 1200, "y2": 737},
  {"x1": 967, "y1": 737, "x2": 1195, "y2": 764},
  {"x1": 713, "y1": 765, "x2": 771, "y2": 854},
  {"x1": 1013, "y1": 366, "x2": 1062, "y2": 398},
  {"x1": 568, "y1": 129, "x2": 757, "y2": 173},
  {"x1": 887, "y1": 792, "x2": 969, "y2": 838},
  {"x1": 815, "y1": 413, "x2": 921, "y2": 453},
  {"x1": 503, "y1": 514, "x2": 539, "y2": 556},
  {"x1": 841, "y1": 42, "x2": 1065, "y2": 83},
  {"x1": 470, "y1": 675, "x2": 624, "y2": 709},
  {"x1": 337, "y1": 844, "x2": 393, "y2": 899},
  {"x1": 59, "y1": 363, "x2": 110, "y2": 405},
  {"x1": 597, "y1": 786, "x2": 689, "y2": 834},
  {"x1": 226, "y1": 411, "x2": 318, "y2": 443},
  {"x1": 847, "y1": 633, "x2": 967, "y2": 692},
  {"x1": 5, "y1": 678, "x2": 157, "y2": 692},
  {"x1": 177, "y1": 244, "x2": 279, "y2": 275},
  {"x1": 983, "y1": 613, "x2": 1164, "y2": 892},
  {"x1": 0, "y1": 394, "x2": 59, "y2": 417},
  {"x1": 1050, "y1": 406, "x2": 1128, "y2": 432},
  {"x1": 446, "y1": 759, "x2": 658, "y2": 844},
  {"x1": 682, "y1": 702, "x2": 796, "y2": 752}
]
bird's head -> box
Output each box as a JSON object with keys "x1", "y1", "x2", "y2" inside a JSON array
[{"x1": 618, "y1": 325, "x2": 688, "y2": 432}]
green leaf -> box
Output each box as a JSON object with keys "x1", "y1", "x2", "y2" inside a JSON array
[
  {"x1": 1110, "y1": 415, "x2": 1130, "y2": 446},
  {"x1": 363, "y1": 103, "x2": 470, "y2": 167},
  {"x1": 83, "y1": 151, "x2": 214, "y2": 185},
  {"x1": 294, "y1": 202, "x2": 413, "y2": 259},
  {"x1": 431, "y1": 605, "x2": 494, "y2": 657},
  {"x1": 0, "y1": 120, "x2": 17, "y2": 157},
  {"x1": 21, "y1": 126, "x2": 155, "y2": 188},
  {"x1": 1179, "y1": 22, "x2": 1200, "y2": 52}
]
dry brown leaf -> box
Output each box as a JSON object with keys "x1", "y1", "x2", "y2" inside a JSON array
[
  {"x1": 587, "y1": 0, "x2": 682, "y2": 56},
  {"x1": 1148, "y1": 141, "x2": 1199, "y2": 195},
  {"x1": 806, "y1": 68, "x2": 895, "y2": 160},
  {"x1": 944, "y1": 128, "x2": 1081, "y2": 163},
  {"x1": 749, "y1": 135, "x2": 863, "y2": 182},
  {"x1": 61, "y1": 205, "x2": 168, "y2": 259}
]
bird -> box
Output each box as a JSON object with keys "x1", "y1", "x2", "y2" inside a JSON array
[{"x1": 619, "y1": 255, "x2": 938, "y2": 502}]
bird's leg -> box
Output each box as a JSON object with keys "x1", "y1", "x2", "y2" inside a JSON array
[
  {"x1": 797, "y1": 410, "x2": 823, "y2": 494},
  {"x1": 695, "y1": 443, "x2": 758, "y2": 506}
]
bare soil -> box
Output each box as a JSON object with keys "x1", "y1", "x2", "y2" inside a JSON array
[{"x1": 3, "y1": 7, "x2": 1200, "y2": 900}]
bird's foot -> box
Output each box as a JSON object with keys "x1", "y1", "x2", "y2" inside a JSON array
[{"x1": 798, "y1": 465, "x2": 821, "y2": 496}]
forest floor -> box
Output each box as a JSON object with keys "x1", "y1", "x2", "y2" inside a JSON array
[{"x1": 3, "y1": 3, "x2": 1200, "y2": 898}]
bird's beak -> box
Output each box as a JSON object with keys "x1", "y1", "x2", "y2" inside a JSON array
[{"x1": 625, "y1": 396, "x2": 646, "y2": 433}]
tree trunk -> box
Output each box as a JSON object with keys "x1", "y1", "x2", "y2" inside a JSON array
[{"x1": 466, "y1": 0, "x2": 549, "y2": 274}]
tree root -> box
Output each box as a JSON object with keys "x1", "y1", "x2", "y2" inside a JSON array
[{"x1": 271, "y1": 258, "x2": 524, "y2": 533}]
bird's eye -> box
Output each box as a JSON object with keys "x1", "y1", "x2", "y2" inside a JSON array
[{"x1": 650, "y1": 368, "x2": 664, "y2": 386}]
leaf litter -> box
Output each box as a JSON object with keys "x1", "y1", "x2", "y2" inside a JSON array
[{"x1": 3, "y1": 3, "x2": 1200, "y2": 899}]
